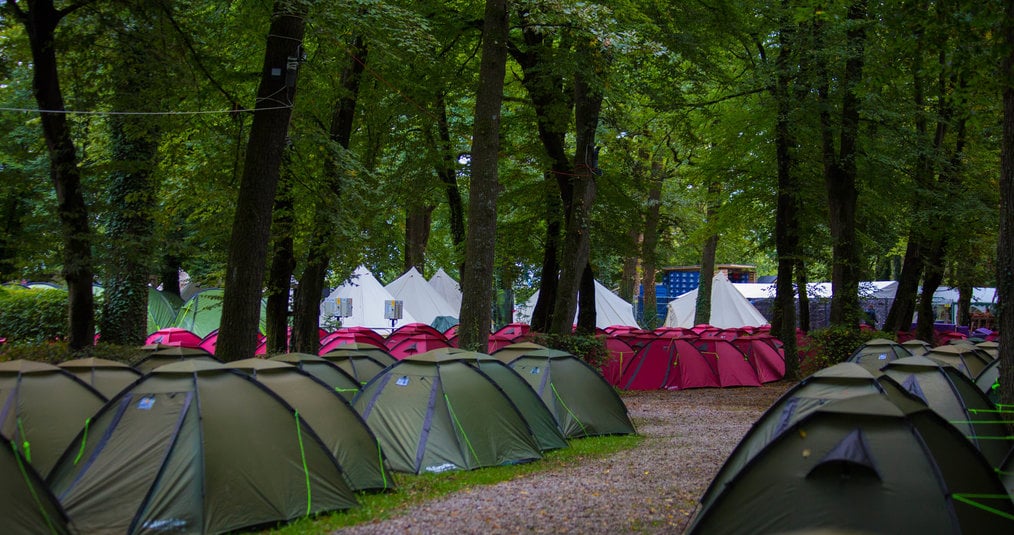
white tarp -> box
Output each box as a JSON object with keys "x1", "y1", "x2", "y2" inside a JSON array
[
  {"x1": 385, "y1": 267, "x2": 458, "y2": 325},
  {"x1": 514, "y1": 280, "x2": 639, "y2": 329},
  {"x1": 665, "y1": 271, "x2": 769, "y2": 328},
  {"x1": 428, "y1": 268, "x2": 462, "y2": 314},
  {"x1": 730, "y1": 280, "x2": 900, "y2": 300},
  {"x1": 319, "y1": 266, "x2": 417, "y2": 330}
]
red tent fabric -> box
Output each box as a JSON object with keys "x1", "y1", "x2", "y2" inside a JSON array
[
  {"x1": 600, "y1": 336, "x2": 636, "y2": 385},
  {"x1": 664, "y1": 339, "x2": 721, "y2": 390},
  {"x1": 731, "y1": 335, "x2": 785, "y2": 383},
  {"x1": 618, "y1": 339, "x2": 678, "y2": 390},
  {"x1": 694, "y1": 336, "x2": 761, "y2": 387},
  {"x1": 145, "y1": 328, "x2": 202, "y2": 348},
  {"x1": 386, "y1": 333, "x2": 452, "y2": 359},
  {"x1": 320, "y1": 329, "x2": 387, "y2": 350}
]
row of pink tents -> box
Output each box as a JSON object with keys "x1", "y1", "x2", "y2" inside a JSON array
[{"x1": 146, "y1": 322, "x2": 786, "y2": 390}]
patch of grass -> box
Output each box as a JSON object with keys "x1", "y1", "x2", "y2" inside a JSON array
[{"x1": 257, "y1": 433, "x2": 642, "y2": 534}]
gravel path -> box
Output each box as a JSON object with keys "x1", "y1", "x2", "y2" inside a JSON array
[{"x1": 336, "y1": 382, "x2": 793, "y2": 534}]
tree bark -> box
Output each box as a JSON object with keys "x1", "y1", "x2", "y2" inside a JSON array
[
  {"x1": 884, "y1": 235, "x2": 923, "y2": 332},
  {"x1": 405, "y1": 204, "x2": 433, "y2": 273},
  {"x1": 818, "y1": 1, "x2": 868, "y2": 329},
  {"x1": 432, "y1": 93, "x2": 466, "y2": 259},
  {"x1": 694, "y1": 182, "x2": 721, "y2": 327},
  {"x1": 640, "y1": 158, "x2": 663, "y2": 327},
  {"x1": 291, "y1": 36, "x2": 367, "y2": 353},
  {"x1": 264, "y1": 149, "x2": 296, "y2": 354},
  {"x1": 576, "y1": 263, "x2": 596, "y2": 335},
  {"x1": 997, "y1": 0, "x2": 1014, "y2": 420},
  {"x1": 8, "y1": 0, "x2": 95, "y2": 352},
  {"x1": 99, "y1": 16, "x2": 161, "y2": 347},
  {"x1": 458, "y1": 0, "x2": 508, "y2": 352},
  {"x1": 216, "y1": 1, "x2": 306, "y2": 361}
]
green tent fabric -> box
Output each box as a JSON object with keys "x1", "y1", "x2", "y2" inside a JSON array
[
  {"x1": 881, "y1": 355, "x2": 1009, "y2": 468},
  {"x1": 173, "y1": 288, "x2": 266, "y2": 338},
  {"x1": 508, "y1": 349, "x2": 636, "y2": 438},
  {"x1": 47, "y1": 360, "x2": 358, "y2": 534},
  {"x1": 414, "y1": 348, "x2": 568, "y2": 452},
  {"x1": 269, "y1": 353, "x2": 361, "y2": 400},
  {"x1": 146, "y1": 288, "x2": 183, "y2": 335},
  {"x1": 698, "y1": 362, "x2": 923, "y2": 513},
  {"x1": 226, "y1": 359, "x2": 391, "y2": 491},
  {"x1": 901, "y1": 338, "x2": 932, "y2": 356},
  {"x1": 321, "y1": 342, "x2": 398, "y2": 367},
  {"x1": 352, "y1": 355, "x2": 542, "y2": 474},
  {"x1": 688, "y1": 394, "x2": 1014, "y2": 534},
  {"x1": 491, "y1": 342, "x2": 548, "y2": 364},
  {"x1": 133, "y1": 345, "x2": 220, "y2": 374},
  {"x1": 925, "y1": 344, "x2": 993, "y2": 378},
  {"x1": 321, "y1": 349, "x2": 393, "y2": 385},
  {"x1": 58, "y1": 357, "x2": 142, "y2": 399},
  {"x1": 976, "y1": 358, "x2": 1000, "y2": 404},
  {"x1": 0, "y1": 360, "x2": 106, "y2": 478},
  {"x1": 0, "y1": 439, "x2": 72, "y2": 534},
  {"x1": 846, "y1": 338, "x2": 911, "y2": 372}
]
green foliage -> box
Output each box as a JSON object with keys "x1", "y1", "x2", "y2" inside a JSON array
[
  {"x1": 0, "y1": 340, "x2": 141, "y2": 365},
  {"x1": 259, "y1": 432, "x2": 642, "y2": 534},
  {"x1": 0, "y1": 287, "x2": 68, "y2": 344},
  {"x1": 528, "y1": 332, "x2": 610, "y2": 369},
  {"x1": 798, "y1": 326, "x2": 896, "y2": 376}
]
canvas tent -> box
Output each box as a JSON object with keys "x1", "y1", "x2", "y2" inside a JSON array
[
  {"x1": 320, "y1": 266, "x2": 418, "y2": 330},
  {"x1": 665, "y1": 272, "x2": 768, "y2": 329},
  {"x1": 428, "y1": 268, "x2": 462, "y2": 313},
  {"x1": 0, "y1": 360, "x2": 107, "y2": 478},
  {"x1": 508, "y1": 349, "x2": 637, "y2": 438},
  {"x1": 385, "y1": 267, "x2": 458, "y2": 325},
  {"x1": 47, "y1": 360, "x2": 358, "y2": 534},
  {"x1": 0, "y1": 439, "x2": 72, "y2": 534},
  {"x1": 225, "y1": 359, "x2": 391, "y2": 491},
  {"x1": 352, "y1": 353, "x2": 543, "y2": 474},
  {"x1": 514, "y1": 280, "x2": 639, "y2": 329},
  {"x1": 689, "y1": 393, "x2": 1014, "y2": 534}
]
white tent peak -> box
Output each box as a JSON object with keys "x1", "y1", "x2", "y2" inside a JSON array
[
  {"x1": 428, "y1": 268, "x2": 462, "y2": 314},
  {"x1": 665, "y1": 271, "x2": 768, "y2": 329},
  {"x1": 386, "y1": 267, "x2": 458, "y2": 325},
  {"x1": 514, "y1": 280, "x2": 639, "y2": 329},
  {"x1": 319, "y1": 266, "x2": 417, "y2": 331}
]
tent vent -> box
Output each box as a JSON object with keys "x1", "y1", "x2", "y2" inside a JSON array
[
  {"x1": 806, "y1": 428, "x2": 882, "y2": 482},
  {"x1": 901, "y1": 375, "x2": 928, "y2": 404}
]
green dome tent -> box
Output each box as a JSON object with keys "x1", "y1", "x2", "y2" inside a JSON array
[
  {"x1": 47, "y1": 360, "x2": 358, "y2": 534},
  {"x1": 146, "y1": 288, "x2": 183, "y2": 335},
  {"x1": 507, "y1": 349, "x2": 636, "y2": 438},
  {"x1": 58, "y1": 357, "x2": 142, "y2": 399},
  {"x1": 0, "y1": 437, "x2": 72, "y2": 534},
  {"x1": 698, "y1": 362, "x2": 923, "y2": 513},
  {"x1": 133, "y1": 345, "x2": 220, "y2": 374},
  {"x1": 321, "y1": 348, "x2": 393, "y2": 385},
  {"x1": 415, "y1": 348, "x2": 568, "y2": 452},
  {"x1": 352, "y1": 354, "x2": 542, "y2": 474},
  {"x1": 268, "y1": 352, "x2": 361, "y2": 400},
  {"x1": 925, "y1": 344, "x2": 993, "y2": 378},
  {"x1": 846, "y1": 338, "x2": 911, "y2": 372},
  {"x1": 225, "y1": 359, "x2": 391, "y2": 491},
  {"x1": 173, "y1": 288, "x2": 266, "y2": 338},
  {"x1": 881, "y1": 355, "x2": 1010, "y2": 467},
  {"x1": 0, "y1": 360, "x2": 107, "y2": 478},
  {"x1": 688, "y1": 394, "x2": 1014, "y2": 534}
]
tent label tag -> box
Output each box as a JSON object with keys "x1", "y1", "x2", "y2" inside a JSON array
[
  {"x1": 878, "y1": 354, "x2": 887, "y2": 360},
  {"x1": 396, "y1": 376, "x2": 410, "y2": 386},
  {"x1": 138, "y1": 396, "x2": 156, "y2": 410},
  {"x1": 530, "y1": 367, "x2": 541, "y2": 375}
]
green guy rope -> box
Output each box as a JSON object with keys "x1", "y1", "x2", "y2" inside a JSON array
[
  {"x1": 952, "y1": 494, "x2": 1014, "y2": 521},
  {"x1": 73, "y1": 417, "x2": 91, "y2": 465},
  {"x1": 9, "y1": 441, "x2": 59, "y2": 534},
  {"x1": 294, "y1": 411, "x2": 312, "y2": 516},
  {"x1": 551, "y1": 383, "x2": 589, "y2": 437},
  {"x1": 17, "y1": 417, "x2": 31, "y2": 463},
  {"x1": 444, "y1": 394, "x2": 479, "y2": 464},
  {"x1": 376, "y1": 439, "x2": 389, "y2": 489}
]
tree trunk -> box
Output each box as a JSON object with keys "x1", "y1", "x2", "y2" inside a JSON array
[
  {"x1": 529, "y1": 179, "x2": 562, "y2": 332},
  {"x1": 9, "y1": 0, "x2": 95, "y2": 352},
  {"x1": 576, "y1": 263, "x2": 596, "y2": 335},
  {"x1": 291, "y1": 36, "x2": 367, "y2": 353},
  {"x1": 997, "y1": 0, "x2": 1014, "y2": 421},
  {"x1": 433, "y1": 92, "x2": 466, "y2": 255},
  {"x1": 884, "y1": 235, "x2": 923, "y2": 333},
  {"x1": 818, "y1": 0, "x2": 868, "y2": 329},
  {"x1": 957, "y1": 281, "x2": 973, "y2": 327},
  {"x1": 640, "y1": 158, "x2": 663, "y2": 327},
  {"x1": 773, "y1": 6, "x2": 800, "y2": 379},
  {"x1": 916, "y1": 238, "x2": 946, "y2": 341},
  {"x1": 550, "y1": 39, "x2": 605, "y2": 336},
  {"x1": 264, "y1": 149, "x2": 296, "y2": 354},
  {"x1": 619, "y1": 230, "x2": 640, "y2": 303},
  {"x1": 404, "y1": 204, "x2": 433, "y2": 273},
  {"x1": 457, "y1": 0, "x2": 507, "y2": 352},
  {"x1": 216, "y1": 2, "x2": 306, "y2": 361},
  {"x1": 99, "y1": 19, "x2": 161, "y2": 347},
  {"x1": 796, "y1": 260, "x2": 811, "y2": 333},
  {"x1": 694, "y1": 182, "x2": 721, "y2": 327}
]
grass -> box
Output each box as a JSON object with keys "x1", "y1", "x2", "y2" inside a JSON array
[{"x1": 256, "y1": 433, "x2": 643, "y2": 534}]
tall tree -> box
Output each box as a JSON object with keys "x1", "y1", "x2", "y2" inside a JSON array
[
  {"x1": 1000, "y1": 0, "x2": 1014, "y2": 421},
  {"x1": 5, "y1": 0, "x2": 95, "y2": 352},
  {"x1": 216, "y1": 1, "x2": 306, "y2": 361},
  {"x1": 694, "y1": 181, "x2": 721, "y2": 326},
  {"x1": 818, "y1": 0, "x2": 869, "y2": 329},
  {"x1": 458, "y1": 0, "x2": 507, "y2": 352}
]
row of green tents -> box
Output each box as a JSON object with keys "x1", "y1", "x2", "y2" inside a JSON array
[
  {"x1": 148, "y1": 287, "x2": 266, "y2": 338},
  {"x1": 0, "y1": 342, "x2": 636, "y2": 534}
]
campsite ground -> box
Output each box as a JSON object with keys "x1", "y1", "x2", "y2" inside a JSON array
[{"x1": 335, "y1": 382, "x2": 794, "y2": 534}]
